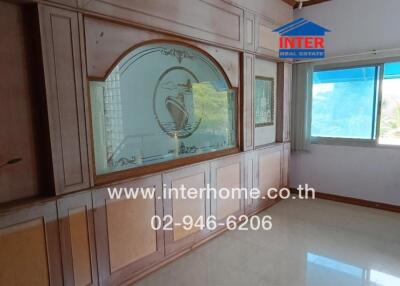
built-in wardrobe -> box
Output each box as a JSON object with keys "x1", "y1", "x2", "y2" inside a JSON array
[{"x1": 0, "y1": 0, "x2": 292, "y2": 285}]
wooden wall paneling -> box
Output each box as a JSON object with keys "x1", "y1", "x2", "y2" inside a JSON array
[
  {"x1": 92, "y1": 175, "x2": 164, "y2": 286},
  {"x1": 0, "y1": 2, "x2": 47, "y2": 203},
  {"x1": 255, "y1": 145, "x2": 283, "y2": 210},
  {"x1": 163, "y1": 163, "x2": 211, "y2": 255},
  {"x1": 210, "y1": 154, "x2": 244, "y2": 226},
  {"x1": 0, "y1": 201, "x2": 63, "y2": 285},
  {"x1": 57, "y1": 192, "x2": 98, "y2": 286},
  {"x1": 244, "y1": 11, "x2": 255, "y2": 52},
  {"x1": 283, "y1": 63, "x2": 292, "y2": 142},
  {"x1": 84, "y1": 16, "x2": 240, "y2": 87},
  {"x1": 276, "y1": 62, "x2": 292, "y2": 142},
  {"x1": 244, "y1": 150, "x2": 257, "y2": 214},
  {"x1": 48, "y1": 0, "x2": 79, "y2": 7},
  {"x1": 242, "y1": 53, "x2": 255, "y2": 151},
  {"x1": 79, "y1": 0, "x2": 243, "y2": 50},
  {"x1": 255, "y1": 16, "x2": 280, "y2": 58},
  {"x1": 282, "y1": 142, "x2": 290, "y2": 187},
  {"x1": 38, "y1": 4, "x2": 90, "y2": 194}
]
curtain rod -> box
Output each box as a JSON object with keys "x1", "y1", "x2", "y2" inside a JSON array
[{"x1": 293, "y1": 48, "x2": 400, "y2": 64}]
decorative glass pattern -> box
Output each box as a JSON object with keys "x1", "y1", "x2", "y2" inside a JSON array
[
  {"x1": 255, "y1": 77, "x2": 274, "y2": 127},
  {"x1": 90, "y1": 43, "x2": 236, "y2": 175}
]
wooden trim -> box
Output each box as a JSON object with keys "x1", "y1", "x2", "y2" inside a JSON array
[
  {"x1": 87, "y1": 38, "x2": 235, "y2": 87},
  {"x1": 295, "y1": 0, "x2": 331, "y2": 8},
  {"x1": 290, "y1": 189, "x2": 400, "y2": 213},
  {"x1": 94, "y1": 147, "x2": 240, "y2": 186}
]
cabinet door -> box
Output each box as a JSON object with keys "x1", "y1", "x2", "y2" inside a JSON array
[
  {"x1": 38, "y1": 4, "x2": 90, "y2": 195},
  {"x1": 163, "y1": 163, "x2": 211, "y2": 255},
  {"x1": 255, "y1": 16, "x2": 280, "y2": 58},
  {"x1": 277, "y1": 63, "x2": 292, "y2": 142},
  {"x1": 93, "y1": 175, "x2": 164, "y2": 286},
  {"x1": 58, "y1": 192, "x2": 98, "y2": 286},
  {"x1": 243, "y1": 53, "x2": 255, "y2": 151},
  {"x1": 254, "y1": 145, "x2": 283, "y2": 210},
  {"x1": 210, "y1": 154, "x2": 244, "y2": 226},
  {"x1": 0, "y1": 201, "x2": 62, "y2": 285}
]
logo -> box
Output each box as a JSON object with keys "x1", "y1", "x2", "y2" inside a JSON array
[{"x1": 273, "y1": 18, "x2": 330, "y2": 59}]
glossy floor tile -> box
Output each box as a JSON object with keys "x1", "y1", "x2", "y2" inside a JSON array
[{"x1": 134, "y1": 199, "x2": 400, "y2": 286}]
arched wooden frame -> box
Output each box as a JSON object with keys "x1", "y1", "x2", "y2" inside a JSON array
[{"x1": 88, "y1": 39, "x2": 241, "y2": 185}]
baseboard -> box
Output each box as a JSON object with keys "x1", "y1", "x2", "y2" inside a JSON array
[{"x1": 290, "y1": 188, "x2": 400, "y2": 213}]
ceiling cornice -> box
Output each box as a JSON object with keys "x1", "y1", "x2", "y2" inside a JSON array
[{"x1": 281, "y1": 0, "x2": 330, "y2": 9}]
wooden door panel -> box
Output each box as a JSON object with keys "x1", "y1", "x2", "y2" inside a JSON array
[
  {"x1": 92, "y1": 175, "x2": 164, "y2": 286},
  {"x1": 255, "y1": 16, "x2": 280, "y2": 58},
  {"x1": 58, "y1": 192, "x2": 98, "y2": 286},
  {"x1": 38, "y1": 4, "x2": 90, "y2": 194},
  {"x1": 0, "y1": 201, "x2": 62, "y2": 286},
  {"x1": 210, "y1": 154, "x2": 244, "y2": 223},
  {"x1": 255, "y1": 145, "x2": 283, "y2": 209},
  {"x1": 163, "y1": 163, "x2": 210, "y2": 255}
]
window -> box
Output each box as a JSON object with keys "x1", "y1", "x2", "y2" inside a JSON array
[
  {"x1": 311, "y1": 60, "x2": 400, "y2": 146},
  {"x1": 312, "y1": 66, "x2": 378, "y2": 140},
  {"x1": 379, "y1": 62, "x2": 400, "y2": 145},
  {"x1": 90, "y1": 43, "x2": 237, "y2": 175}
]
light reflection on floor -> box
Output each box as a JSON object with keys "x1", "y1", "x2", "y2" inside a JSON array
[
  {"x1": 307, "y1": 252, "x2": 400, "y2": 286},
  {"x1": 134, "y1": 199, "x2": 400, "y2": 286}
]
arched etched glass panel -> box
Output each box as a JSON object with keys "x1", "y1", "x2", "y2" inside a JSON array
[{"x1": 90, "y1": 43, "x2": 237, "y2": 175}]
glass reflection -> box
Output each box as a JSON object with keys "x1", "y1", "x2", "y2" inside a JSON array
[
  {"x1": 90, "y1": 43, "x2": 236, "y2": 175},
  {"x1": 307, "y1": 252, "x2": 400, "y2": 286}
]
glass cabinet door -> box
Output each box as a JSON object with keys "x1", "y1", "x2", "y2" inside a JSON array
[{"x1": 90, "y1": 43, "x2": 237, "y2": 175}]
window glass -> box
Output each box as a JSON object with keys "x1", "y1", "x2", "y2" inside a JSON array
[
  {"x1": 312, "y1": 66, "x2": 378, "y2": 139},
  {"x1": 379, "y1": 62, "x2": 400, "y2": 145},
  {"x1": 90, "y1": 43, "x2": 236, "y2": 175}
]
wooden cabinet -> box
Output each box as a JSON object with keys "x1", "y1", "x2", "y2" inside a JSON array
[
  {"x1": 57, "y1": 192, "x2": 98, "y2": 286},
  {"x1": 210, "y1": 154, "x2": 244, "y2": 224},
  {"x1": 242, "y1": 53, "x2": 255, "y2": 151},
  {"x1": 255, "y1": 16, "x2": 280, "y2": 58},
  {"x1": 92, "y1": 175, "x2": 164, "y2": 285},
  {"x1": 0, "y1": 201, "x2": 63, "y2": 286},
  {"x1": 254, "y1": 145, "x2": 283, "y2": 210},
  {"x1": 163, "y1": 163, "x2": 211, "y2": 255},
  {"x1": 38, "y1": 4, "x2": 91, "y2": 195},
  {"x1": 277, "y1": 62, "x2": 292, "y2": 142}
]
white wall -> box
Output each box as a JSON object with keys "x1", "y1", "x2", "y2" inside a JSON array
[
  {"x1": 294, "y1": 0, "x2": 400, "y2": 57},
  {"x1": 291, "y1": 0, "x2": 400, "y2": 205}
]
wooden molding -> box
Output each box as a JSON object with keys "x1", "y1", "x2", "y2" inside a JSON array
[
  {"x1": 295, "y1": 0, "x2": 331, "y2": 8},
  {"x1": 290, "y1": 189, "x2": 400, "y2": 213}
]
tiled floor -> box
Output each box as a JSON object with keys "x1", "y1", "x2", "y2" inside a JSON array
[{"x1": 134, "y1": 199, "x2": 400, "y2": 286}]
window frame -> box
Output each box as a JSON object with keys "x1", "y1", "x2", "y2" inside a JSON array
[{"x1": 311, "y1": 58, "x2": 400, "y2": 148}]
